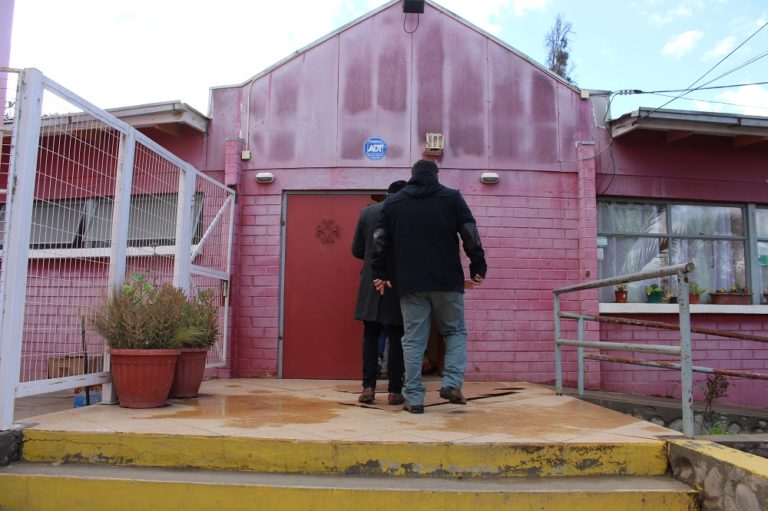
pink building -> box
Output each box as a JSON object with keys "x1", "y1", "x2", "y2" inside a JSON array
[
  {"x1": 184, "y1": 1, "x2": 768, "y2": 408},
  {"x1": 9, "y1": 1, "x2": 768, "y2": 408}
]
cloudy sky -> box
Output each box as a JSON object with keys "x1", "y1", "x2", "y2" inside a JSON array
[{"x1": 8, "y1": 0, "x2": 768, "y2": 118}]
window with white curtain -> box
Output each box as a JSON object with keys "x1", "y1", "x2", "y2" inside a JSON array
[
  {"x1": 598, "y1": 200, "x2": 747, "y2": 304},
  {"x1": 756, "y1": 208, "x2": 768, "y2": 303}
]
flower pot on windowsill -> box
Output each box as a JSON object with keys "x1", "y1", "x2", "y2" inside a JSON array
[
  {"x1": 709, "y1": 293, "x2": 752, "y2": 305},
  {"x1": 689, "y1": 294, "x2": 700, "y2": 304},
  {"x1": 614, "y1": 290, "x2": 628, "y2": 303},
  {"x1": 647, "y1": 291, "x2": 663, "y2": 303}
]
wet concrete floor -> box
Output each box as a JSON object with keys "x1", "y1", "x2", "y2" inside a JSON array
[{"x1": 15, "y1": 379, "x2": 681, "y2": 444}]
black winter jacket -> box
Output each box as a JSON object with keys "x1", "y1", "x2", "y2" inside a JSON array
[
  {"x1": 371, "y1": 170, "x2": 487, "y2": 296},
  {"x1": 351, "y1": 201, "x2": 403, "y2": 325}
]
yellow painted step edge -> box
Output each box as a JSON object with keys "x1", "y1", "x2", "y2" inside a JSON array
[
  {"x1": 0, "y1": 474, "x2": 699, "y2": 511},
  {"x1": 21, "y1": 430, "x2": 669, "y2": 477}
]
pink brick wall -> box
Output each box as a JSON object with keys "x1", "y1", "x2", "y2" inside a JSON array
[{"x1": 598, "y1": 316, "x2": 768, "y2": 407}]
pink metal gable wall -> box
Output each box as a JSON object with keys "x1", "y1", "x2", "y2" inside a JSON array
[{"x1": 206, "y1": 1, "x2": 594, "y2": 387}]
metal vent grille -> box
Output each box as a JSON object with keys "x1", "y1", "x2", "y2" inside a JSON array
[{"x1": 425, "y1": 132, "x2": 444, "y2": 155}]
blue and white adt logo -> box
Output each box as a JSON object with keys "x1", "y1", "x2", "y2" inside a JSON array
[{"x1": 363, "y1": 136, "x2": 388, "y2": 160}]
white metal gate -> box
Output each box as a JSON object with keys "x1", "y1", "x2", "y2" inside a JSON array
[{"x1": 0, "y1": 68, "x2": 235, "y2": 430}]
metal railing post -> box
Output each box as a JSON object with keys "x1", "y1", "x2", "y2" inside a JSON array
[
  {"x1": 577, "y1": 316, "x2": 585, "y2": 396},
  {"x1": 678, "y1": 271, "x2": 694, "y2": 437},
  {"x1": 554, "y1": 293, "x2": 562, "y2": 394},
  {"x1": 0, "y1": 69, "x2": 43, "y2": 430}
]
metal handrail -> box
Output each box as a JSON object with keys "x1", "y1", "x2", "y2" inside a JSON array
[
  {"x1": 555, "y1": 260, "x2": 768, "y2": 437},
  {"x1": 553, "y1": 262, "x2": 696, "y2": 437}
]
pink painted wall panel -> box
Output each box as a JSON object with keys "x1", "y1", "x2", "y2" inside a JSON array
[
  {"x1": 207, "y1": 86, "x2": 243, "y2": 171},
  {"x1": 425, "y1": 15, "x2": 488, "y2": 167},
  {"x1": 597, "y1": 131, "x2": 768, "y2": 203},
  {"x1": 264, "y1": 39, "x2": 341, "y2": 167},
  {"x1": 338, "y1": 9, "x2": 411, "y2": 165}
]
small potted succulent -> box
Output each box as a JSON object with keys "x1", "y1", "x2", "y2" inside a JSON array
[
  {"x1": 614, "y1": 283, "x2": 628, "y2": 303},
  {"x1": 646, "y1": 283, "x2": 663, "y2": 303}
]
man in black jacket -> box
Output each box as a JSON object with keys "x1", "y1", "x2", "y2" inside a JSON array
[
  {"x1": 371, "y1": 160, "x2": 487, "y2": 414},
  {"x1": 352, "y1": 180, "x2": 408, "y2": 406}
]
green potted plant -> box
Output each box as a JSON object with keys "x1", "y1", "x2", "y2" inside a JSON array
[
  {"x1": 688, "y1": 281, "x2": 706, "y2": 304},
  {"x1": 646, "y1": 283, "x2": 663, "y2": 303},
  {"x1": 710, "y1": 284, "x2": 752, "y2": 305},
  {"x1": 91, "y1": 274, "x2": 205, "y2": 408},
  {"x1": 169, "y1": 290, "x2": 219, "y2": 398},
  {"x1": 614, "y1": 283, "x2": 628, "y2": 303}
]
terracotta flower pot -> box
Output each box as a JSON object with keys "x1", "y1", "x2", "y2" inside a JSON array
[
  {"x1": 689, "y1": 294, "x2": 700, "y2": 304},
  {"x1": 614, "y1": 290, "x2": 628, "y2": 303},
  {"x1": 109, "y1": 348, "x2": 180, "y2": 408},
  {"x1": 169, "y1": 348, "x2": 209, "y2": 398}
]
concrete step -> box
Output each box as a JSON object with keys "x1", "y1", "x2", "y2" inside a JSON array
[
  {"x1": 0, "y1": 462, "x2": 699, "y2": 511},
  {"x1": 21, "y1": 429, "x2": 671, "y2": 478}
]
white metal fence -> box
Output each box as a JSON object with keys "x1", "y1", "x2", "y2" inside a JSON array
[{"x1": 0, "y1": 68, "x2": 235, "y2": 430}]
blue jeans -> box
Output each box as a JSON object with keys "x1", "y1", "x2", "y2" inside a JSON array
[{"x1": 399, "y1": 291, "x2": 467, "y2": 406}]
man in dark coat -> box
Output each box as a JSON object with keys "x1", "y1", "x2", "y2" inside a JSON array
[
  {"x1": 352, "y1": 180, "x2": 408, "y2": 405},
  {"x1": 371, "y1": 160, "x2": 487, "y2": 414}
]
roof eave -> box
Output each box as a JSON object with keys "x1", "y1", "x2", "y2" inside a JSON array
[{"x1": 610, "y1": 107, "x2": 768, "y2": 141}]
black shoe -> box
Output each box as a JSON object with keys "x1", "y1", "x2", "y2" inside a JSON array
[
  {"x1": 439, "y1": 387, "x2": 467, "y2": 405},
  {"x1": 358, "y1": 388, "x2": 375, "y2": 404},
  {"x1": 403, "y1": 402, "x2": 424, "y2": 414}
]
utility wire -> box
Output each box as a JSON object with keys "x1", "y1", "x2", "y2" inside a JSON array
[
  {"x1": 650, "y1": 92, "x2": 768, "y2": 112},
  {"x1": 698, "y1": 50, "x2": 768, "y2": 88},
  {"x1": 640, "y1": 80, "x2": 768, "y2": 94},
  {"x1": 636, "y1": 21, "x2": 767, "y2": 122}
]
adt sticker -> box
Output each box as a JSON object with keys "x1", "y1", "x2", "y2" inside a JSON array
[{"x1": 364, "y1": 137, "x2": 387, "y2": 160}]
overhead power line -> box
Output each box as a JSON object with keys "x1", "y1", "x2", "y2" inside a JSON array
[
  {"x1": 636, "y1": 21, "x2": 768, "y2": 122},
  {"x1": 643, "y1": 80, "x2": 768, "y2": 94},
  {"x1": 650, "y1": 92, "x2": 768, "y2": 112}
]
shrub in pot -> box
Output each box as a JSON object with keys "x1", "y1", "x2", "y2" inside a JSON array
[
  {"x1": 646, "y1": 283, "x2": 663, "y2": 303},
  {"x1": 91, "y1": 274, "x2": 205, "y2": 408},
  {"x1": 169, "y1": 290, "x2": 219, "y2": 398}
]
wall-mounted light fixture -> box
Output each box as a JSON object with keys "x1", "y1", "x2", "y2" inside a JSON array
[
  {"x1": 256, "y1": 172, "x2": 275, "y2": 184},
  {"x1": 480, "y1": 172, "x2": 499, "y2": 185}
]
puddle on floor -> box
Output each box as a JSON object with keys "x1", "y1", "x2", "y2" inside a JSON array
[{"x1": 148, "y1": 393, "x2": 347, "y2": 428}]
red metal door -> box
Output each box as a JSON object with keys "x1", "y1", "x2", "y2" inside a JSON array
[{"x1": 283, "y1": 194, "x2": 372, "y2": 378}]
